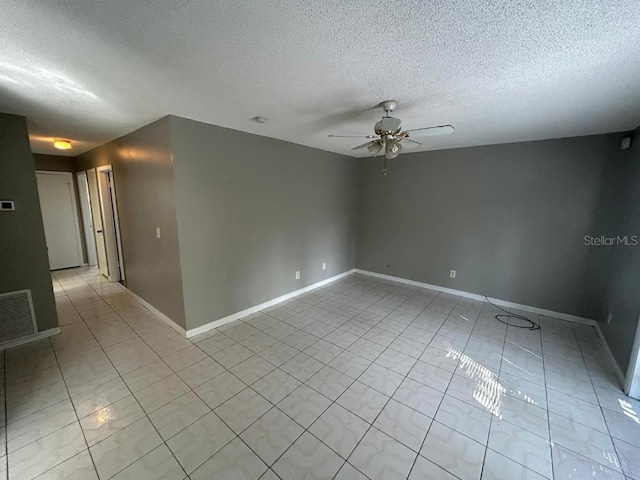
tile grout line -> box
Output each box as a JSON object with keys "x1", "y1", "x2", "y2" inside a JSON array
[
  {"x1": 333, "y1": 289, "x2": 466, "y2": 478},
  {"x1": 404, "y1": 295, "x2": 468, "y2": 479},
  {"x1": 405, "y1": 296, "x2": 487, "y2": 480},
  {"x1": 16, "y1": 275, "x2": 480, "y2": 478},
  {"x1": 305, "y1": 282, "x2": 454, "y2": 477},
  {"x1": 79, "y1": 283, "x2": 191, "y2": 480},
  {"x1": 102, "y1": 281, "x2": 362, "y2": 477},
  {"x1": 542, "y1": 319, "x2": 557, "y2": 480},
  {"x1": 472, "y1": 301, "x2": 509, "y2": 480},
  {"x1": 282, "y1": 281, "x2": 437, "y2": 479},
  {"x1": 3, "y1": 350, "x2": 7, "y2": 480},
  {"x1": 495, "y1": 307, "x2": 546, "y2": 479},
  {"x1": 195, "y1": 279, "x2": 420, "y2": 478},
  {"x1": 15, "y1": 270, "x2": 628, "y2": 480},
  {"x1": 570, "y1": 322, "x2": 625, "y2": 477},
  {"x1": 205, "y1": 279, "x2": 439, "y2": 479},
  {"x1": 46, "y1": 272, "x2": 191, "y2": 480},
  {"x1": 48, "y1": 335, "x2": 102, "y2": 479},
  {"x1": 174, "y1": 289, "x2": 365, "y2": 477}
]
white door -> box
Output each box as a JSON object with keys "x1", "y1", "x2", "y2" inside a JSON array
[
  {"x1": 36, "y1": 171, "x2": 84, "y2": 270},
  {"x1": 97, "y1": 166, "x2": 125, "y2": 282},
  {"x1": 76, "y1": 172, "x2": 98, "y2": 266},
  {"x1": 87, "y1": 169, "x2": 109, "y2": 277}
]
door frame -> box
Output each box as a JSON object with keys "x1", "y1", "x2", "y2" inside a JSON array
[
  {"x1": 96, "y1": 165, "x2": 125, "y2": 282},
  {"x1": 35, "y1": 170, "x2": 84, "y2": 270},
  {"x1": 625, "y1": 316, "x2": 640, "y2": 399},
  {"x1": 87, "y1": 168, "x2": 109, "y2": 277},
  {"x1": 76, "y1": 171, "x2": 98, "y2": 266}
]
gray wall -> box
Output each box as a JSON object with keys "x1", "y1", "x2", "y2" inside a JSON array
[
  {"x1": 0, "y1": 113, "x2": 58, "y2": 331},
  {"x1": 34, "y1": 154, "x2": 77, "y2": 173},
  {"x1": 599, "y1": 127, "x2": 640, "y2": 374},
  {"x1": 356, "y1": 134, "x2": 618, "y2": 320},
  {"x1": 169, "y1": 116, "x2": 358, "y2": 330},
  {"x1": 33, "y1": 154, "x2": 88, "y2": 263},
  {"x1": 76, "y1": 117, "x2": 187, "y2": 329}
]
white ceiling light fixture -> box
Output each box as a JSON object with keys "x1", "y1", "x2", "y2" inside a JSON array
[
  {"x1": 53, "y1": 139, "x2": 72, "y2": 150},
  {"x1": 385, "y1": 139, "x2": 402, "y2": 159},
  {"x1": 329, "y1": 100, "x2": 454, "y2": 174},
  {"x1": 367, "y1": 142, "x2": 382, "y2": 156}
]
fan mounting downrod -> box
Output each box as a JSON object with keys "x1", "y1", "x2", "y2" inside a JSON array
[{"x1": 379, "y1": 100, "x2": 398, "y2": 115}]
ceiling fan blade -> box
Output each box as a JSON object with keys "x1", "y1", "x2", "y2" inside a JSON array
[
  {"x1": 404, "y1": 125, "x2": 454, "y2": 137},
  {"x1": 351, "y1": 141, "x2": 376, "y2": 151},
  {"x1": 328, "y1": 134, "x2": 377, "y2": 138},
  {"x1": 400, "y1": 138, "x2": 422, "y2": 149}
]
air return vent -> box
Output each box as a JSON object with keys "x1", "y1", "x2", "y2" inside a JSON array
[{"x1": 0, "y1": 290, "x2": 38, "y2": 345}]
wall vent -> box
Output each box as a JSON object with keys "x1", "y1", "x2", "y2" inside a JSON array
[{"x1": 0, "y1": 290, "x2": 38, "y2": 345}]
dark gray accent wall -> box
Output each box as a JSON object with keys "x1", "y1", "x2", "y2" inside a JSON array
[
  {"x1": 356, "y1": 134, "x2": 618, "y2": 320},
  {"x1": 76, "y1": 117, "x2": 187, "y2": 329},
  {"x1": 33, "y1": 154, "x2": 87, "y2": 263},
  {"x1": 0, "y1": 113, "x2": 58, "y2": 331},
  {"x1": 34, "y1": 154, "x2": 77, "y2": 173},
  {"x1": 169, "y1": 116, "x2": 358, "y2": 330},
  {"x1": 599, "y1": 127, "x2": 640, "y2": 374}
]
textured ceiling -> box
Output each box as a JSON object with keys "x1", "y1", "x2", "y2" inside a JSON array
[{"x1": 1, "y1": 1, "x2": 640, "y2": 157}]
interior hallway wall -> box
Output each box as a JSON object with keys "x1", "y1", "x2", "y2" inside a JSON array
[
  {"x1": 76, "y1": 117, "x2": 187, "y2": 329},
  {"x1": 356, "y1": 133, "x2": 618, "y2": 321},
  {"x1": 0, "y1": 113, "x2": 58, "y2": 331},
  {"x1": 169, "y1": 116, "x2": 359, "y2": 331}
]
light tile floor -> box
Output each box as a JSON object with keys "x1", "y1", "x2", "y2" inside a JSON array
[{"x1": 1, "y1": 266, "x2": 639, "y2": 479}]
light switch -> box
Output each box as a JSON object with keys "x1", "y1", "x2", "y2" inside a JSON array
[{"x1": 156, "y1": 227, "x2": 161, "y2": 238}]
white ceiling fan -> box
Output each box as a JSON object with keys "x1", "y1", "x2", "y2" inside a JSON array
[{"x1": 329, "y1": 100, "x2": 454, "y2": 174}]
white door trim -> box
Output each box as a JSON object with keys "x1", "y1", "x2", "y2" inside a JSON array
[
  {"x1": 624, "y1": 316, "x2": 640, "y2": 399},
  {"x1": 35, "y1": 170, "x2": 84, "y2": 270},
  {"x1": 87, "y1": 168, "x2": 109, "y2": 277},
  {"x1": 96, "y1": 165, "x2": 125, "y2": 282},
  {"x1": 76, "y1": 171, "x2": 98, "y2": 266}
]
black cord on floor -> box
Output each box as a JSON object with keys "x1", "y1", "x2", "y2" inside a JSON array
[{"x1": 485, "y1": 296, "x2": 541, "y2": 330}]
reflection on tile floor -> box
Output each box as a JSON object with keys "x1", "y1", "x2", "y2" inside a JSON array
[{"x1": 2, "y1": 266, "x2": 640, "y2": 479}]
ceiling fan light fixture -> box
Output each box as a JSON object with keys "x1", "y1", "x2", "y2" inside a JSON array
[
  {"x1": 367, "y1": 142, "x2": 382, "y2": 156},
  {"x1": 385, "y1": 140, "x2": 402, "y2": 159},
  {"x1": 327, "y1": 100, "x2": 454, "y2": 174}
]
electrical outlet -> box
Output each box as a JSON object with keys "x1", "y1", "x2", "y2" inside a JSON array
[
  {"x1": 450, "y1": 270, "x2": 456, "y2": 278},
  {"x1": 156, "y1": 227, "x2": 161, "y2": 238},
  {"x1": 295, "y1": 271, "x2": 301, "y2": 280},
  {"x1": 322, "y1": 262, "x2": 326, "y2": 270},
  {"x1": 607, "y1": 312, "x2": 613, "y2": 324}
]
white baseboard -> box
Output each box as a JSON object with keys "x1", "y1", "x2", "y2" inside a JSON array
[
  {"x1": 355, "y1": 269, "x2": 597, "y2": 326},
  {"x1": 186, "y1": 269, "x2": 356, "y2": 338},
  {"x1": 122, "y1": 286, "x2": 187, "y2": 336},
  {"x1": 594, "y1": 322, "x2": 626, "y2": 385},
  {"x1": 0, "y1": 327, "x2": 61, "y2": 351},
  {"x1": 357, "y1": 269, "x2": 630, "y2": 386}
]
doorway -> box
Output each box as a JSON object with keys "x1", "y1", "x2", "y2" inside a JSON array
[
  {"x1": 86, "y1": 168, "x2": 109, "y2": 277},
  {"x1": 35, "y1": 171, "x2": 84, "y2": 270},
  {"x1": 96, "y1": 165, "x2": 125, "y2": 283},
  {"x1": 76, "y1": 171, "x2": 98, "y2": 267}
]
